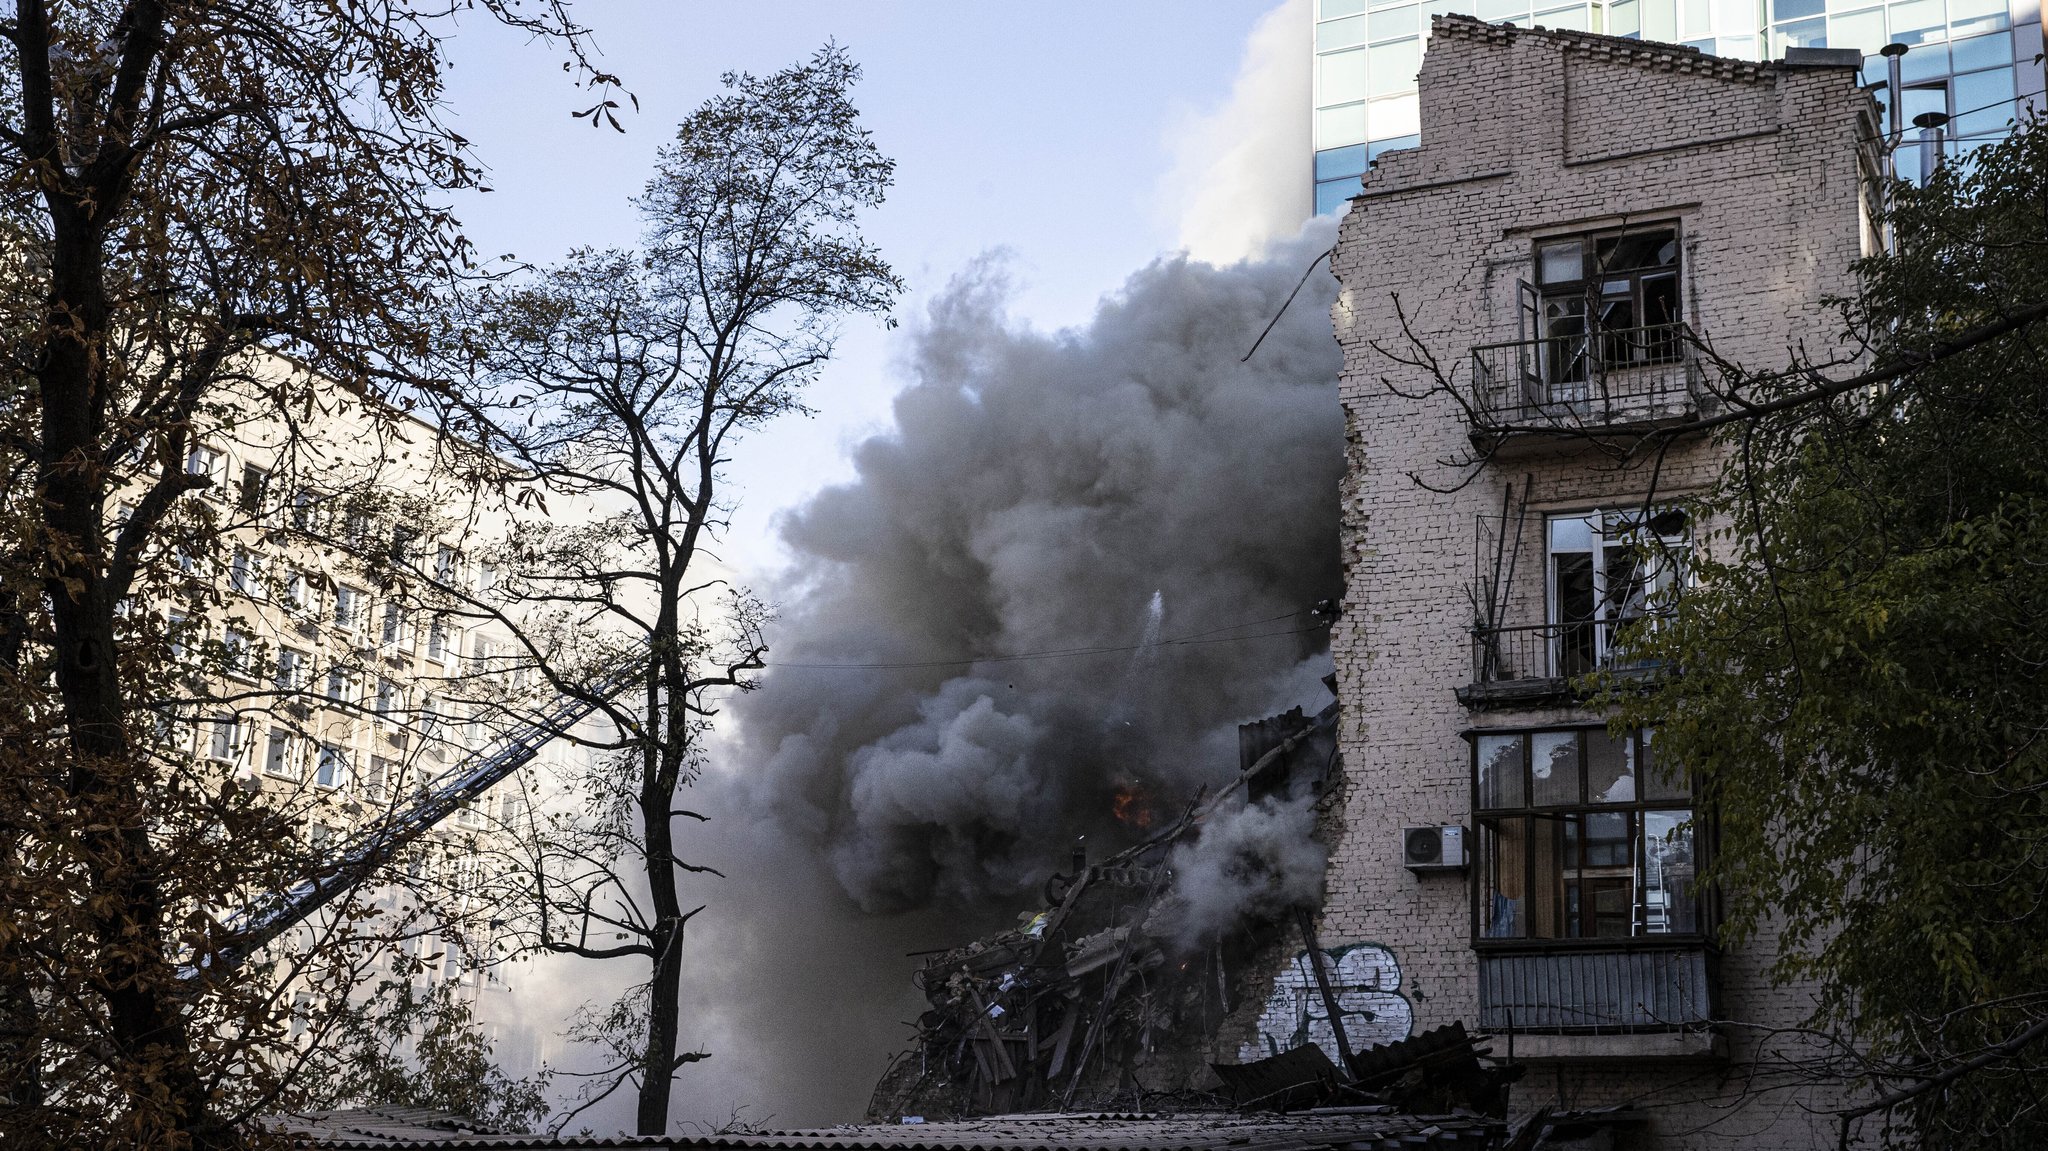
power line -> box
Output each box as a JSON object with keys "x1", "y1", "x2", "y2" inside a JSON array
[{"x1": 771, "y1": 611, "x2": 1326, "y2": 671}]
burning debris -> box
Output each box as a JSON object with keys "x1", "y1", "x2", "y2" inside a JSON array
[{"x1": 866, "y1": 698, "x2": 1339, "y2": 1119}]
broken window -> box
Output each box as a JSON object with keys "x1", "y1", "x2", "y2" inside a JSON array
[
  {"x1": 1546, "y1": 507, "x2": 1688, "y2": 678},
  {"x1": 1524, "y1": 224, "x2": 1683, "y2": 397},
  {"x1": 1474, "y1": 727, "x2": 1696, "y2": 942}
]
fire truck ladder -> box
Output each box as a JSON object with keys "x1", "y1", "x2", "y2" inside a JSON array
[{"x1": 196, "y1": 662, "x2": 638, "y2": 978}]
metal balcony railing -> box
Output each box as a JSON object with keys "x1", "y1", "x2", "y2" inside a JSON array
[
  {"x1": 1479, "y1": 944, "x2": 1712, "y2": 1032},
  {"x1": 1469, "y1": 323, "x2": 1705, "y2": 435},
  {"x1": 1470, "y1": 617, "x2": 1669, "y2": 687}
]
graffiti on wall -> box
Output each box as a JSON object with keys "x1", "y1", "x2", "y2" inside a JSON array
[{"x1": 1239, "y1": 943, "x2": 1413, "y2": 1064}]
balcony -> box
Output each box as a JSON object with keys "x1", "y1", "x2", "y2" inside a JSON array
[
  {"x1": 1459, "y1": 617, "x2": 1669, "y2": 707},
  {"x1": 1467, "y1": 323, "x2": 1707, "y2": 447},
  {"x1": 1478, "y1": 941, "x2": 1714, "y2": 1036}
]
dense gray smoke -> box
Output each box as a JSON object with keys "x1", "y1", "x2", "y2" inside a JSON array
[
  {"x1": 732, "y1": 220, "x2": 1344, "y2": 917},
  {"x1": 1156, "y1": 794, "x2": 1327, "y2": 953}
]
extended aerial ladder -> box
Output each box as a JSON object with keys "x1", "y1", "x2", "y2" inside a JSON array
[{"x1": 196, "y1": 659, "x2": 639, "y2": 977}]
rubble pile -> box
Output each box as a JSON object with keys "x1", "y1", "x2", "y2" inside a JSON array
[{"x1": 867, "y1": 700, "x2": 1340, "y2": 1120}]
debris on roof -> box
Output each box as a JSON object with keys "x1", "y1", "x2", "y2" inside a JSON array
[
  {"x1": 278, "y1": 1108, "x2": 1502, "y2": 1150},
  {"x1": 866, "y1": 700, "x2": 1343, "y2": 1122}
]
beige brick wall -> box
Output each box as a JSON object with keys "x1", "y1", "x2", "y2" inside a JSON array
[{"x1": 1294, "y1": 18, "x2": 1876, "y2": 1148}]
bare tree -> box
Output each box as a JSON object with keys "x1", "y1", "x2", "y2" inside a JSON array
[{"x1": 445, "y1": 44, "x2": 902, "y2": 1135}]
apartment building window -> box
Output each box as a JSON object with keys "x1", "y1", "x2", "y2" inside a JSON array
[
  {"x1": 205, "y1": 713, "x2": 244, "y2": 764},
  {"x1": 381, "y1": 602, "x2": 412, "y2": 652},
  {"x1": 263, "y1": 728, "x2": 297, "y2": 779},
  {"x1": 1547, "y1": 507, "x2": 1688, "y2": 679},
  {"x1": 167, "y1": 611, "x2": 191, "y2": 663},
  {"x1": 364, "y1": 756, "x2": 394, "y2": 802},
  {"x1": 313, "y1": 743, "x2": 349, "y2": 789},
  {"x1": 391, "y1": 525, "x2": 419, "y2": 567},
  {"x1": 185, "y1": 442, "x2": 227, "y2": 495},
  {"x1": 434, "y1": 545, "x2": 461, "y2": 586},
  {"x1": 342, "y1": 506, "x2": 373, "y2": 549},
  {"x1": 238, "y1": 463, "x2": 271, "y2": 516},
  {"x1": 374, "y1": 676, "x2": 400, "y2": 718},
  {"x1": 290, "y1": 488, "x2": 326, "y2": 533},
  {"x1": 284, "y1": 568, "x2": 321, "y2": 617},
  {"x1": 229, "y1": 546, "x2": 265, "y2": 598},
  {"x1": 222, "y1": 628, "x2": 256, "y2": 681},
  {"x1": 420, "y1": 693, "x2": 445, "y2": 759},
  {"x1": 1526, "y1": 225, "x2": 1683, "y2": 394},
  {"x1": 1474, "y1": 727, "x2": 1697, "y2": 941},
  {"x1": 275, "y1": 647, "x2": 307, "y2": 693},
  {"x1": 427, "y1": 617, "x2": 460, "y2": 672},
  {"x1": 334, "y1": 585, "x2": 366, "y2": 635},
  {"x1": 324, "y1": 664, "x2": 356, "y2": 705}
]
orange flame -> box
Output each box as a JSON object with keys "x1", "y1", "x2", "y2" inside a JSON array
[{"x1": 1111, "y1": 785, "x2": 1154, "y2": 830}]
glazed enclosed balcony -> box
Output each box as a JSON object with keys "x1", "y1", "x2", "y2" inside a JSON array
[{"x1": 1467, "y1": 322, "x2": 1708, "y2": 448}]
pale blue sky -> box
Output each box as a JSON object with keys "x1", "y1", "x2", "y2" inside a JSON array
[{"x1": 441, "y1": 1, "x2": 1304, "y2": 575}]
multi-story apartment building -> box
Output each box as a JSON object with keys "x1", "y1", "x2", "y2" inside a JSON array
[
  {"x1": 1312, "y1": 0, "x2": 2045, "y2": 213},
  {"x1": 1287, "y1": 17, "x2": 1881, "y2": 1146},
  {"x1": 148, "y1": 357, "x2": 588, "y2": 1063}
]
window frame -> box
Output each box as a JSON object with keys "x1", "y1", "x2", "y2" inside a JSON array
[
  {"x1": 1466, "y1": 723, "x2": 1708, "y2": 951},
  {"x1": 1527, "y1": 221, "x2": 1686, "y2": 391},
  {"x1": 1544, "y1": 505, "x2": 1691, "y2": 678}
]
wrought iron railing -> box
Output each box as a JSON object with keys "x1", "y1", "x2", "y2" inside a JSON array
[
  {"x1": 1478, "y1": 944, "x2": 1712, "y2": 1032},
  {"x1": 1469, "y1": 323, "x2": 1704, "y2": 433},
  {"x1": 1470, "y1": 618, "x2": 1669, "y2": 686}
]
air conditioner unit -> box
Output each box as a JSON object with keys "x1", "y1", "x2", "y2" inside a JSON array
[{"x1": 1403, "y1": 824, "x2": 1467, "y2": 872}]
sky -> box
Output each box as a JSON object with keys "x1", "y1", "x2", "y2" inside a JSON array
[
  {"x1": 441, "y1": 0, "x2": 1313, "y2": 580},
  {"x1": 438, "y1": 1, "x2": 1321, "y2": 1129}
]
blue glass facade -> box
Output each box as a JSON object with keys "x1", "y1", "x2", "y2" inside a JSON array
[{"x1": 1312, "y1": 0, "x2": 2048, "y2": 211}]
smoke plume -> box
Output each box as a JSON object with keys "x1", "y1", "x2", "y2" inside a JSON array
[
  {"x1": 1163, "y1": 0, "x2": 1315, "y2": 264},
  {"x1": 732, "y1": 220, "x2": 1344, "y2": 917},
  {"x1": 1157, "y1": 794, "x2": 1327, "y2": 953}
]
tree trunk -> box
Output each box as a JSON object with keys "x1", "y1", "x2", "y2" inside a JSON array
[
  {"x1": 39, "y1": 210, "x2": 218, "y2": 1147},
  {"x1": 634, "y1": 637, "x2": 686, "y2": 1136}
]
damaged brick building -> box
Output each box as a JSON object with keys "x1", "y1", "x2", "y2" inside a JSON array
[
  {"x1": 865, "y1": 17, "x2": 1897, "y2": 1149},
  {"x1": 1307, "y1": 16, "x2": 1882, "y2": 1150}
]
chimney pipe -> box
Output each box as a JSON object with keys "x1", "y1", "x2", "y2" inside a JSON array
[
  {"x1": 1914, "y1": 110, "x2": 1951, "y2": 182},
  {"x1": 1882, "y1": 42, "x2": 1910, "y2": 153}
]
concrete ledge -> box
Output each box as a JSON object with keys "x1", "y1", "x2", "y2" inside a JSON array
[{"x1": 1498, "y1": 1030, "x2": 1724, "y2": 1062}]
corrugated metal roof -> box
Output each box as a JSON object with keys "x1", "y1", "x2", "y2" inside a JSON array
[{"x1": 277, "y1": 1109, "x2": 1501, "y2": 1151}]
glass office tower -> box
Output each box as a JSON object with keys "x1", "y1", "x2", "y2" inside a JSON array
[{"x1": 1312, "y1": 0, "x2": 2048, "y2": 213}]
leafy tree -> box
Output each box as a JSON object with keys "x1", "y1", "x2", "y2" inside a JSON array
[
  {"x1": 446, "y1": 44, "x2": 901, "y2": 1135},
  {"x1": 0, "y1": 3, "x2": 607, "y2": 1146},
  {"x1": 1612, "y1": 119, "x2": 2048, "y2": 1147}
]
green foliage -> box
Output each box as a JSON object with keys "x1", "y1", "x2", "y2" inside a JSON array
[
  {"x1": 312, "y1": 978, "x2": 551, "y2": 1134},
  {"x1": 1614, "y1": 120, "x2": 2048, "y2": 1146}
]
